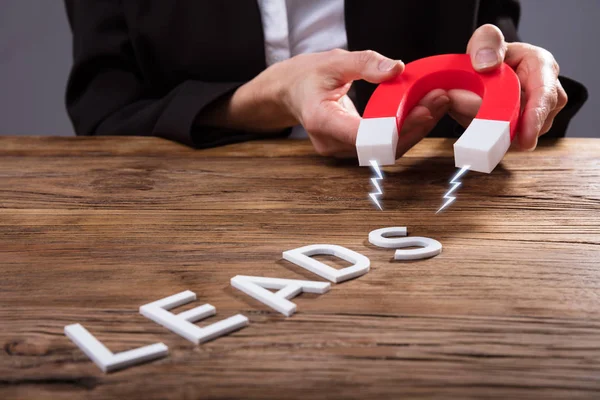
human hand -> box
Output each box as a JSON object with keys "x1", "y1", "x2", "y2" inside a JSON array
[
  {"x1": 448, "y1": 24, "x2": 568, "y2": 151},
  {"x1": 269, "y1": 49, "x2": 451, "y2": 158}
]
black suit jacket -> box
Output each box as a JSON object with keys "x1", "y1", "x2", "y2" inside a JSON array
[{"x1": 64, "y1": 0, "x2": 587, "y2": 148}]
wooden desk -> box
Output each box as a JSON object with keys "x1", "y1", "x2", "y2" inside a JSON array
[{"x1": 1, "y1": 137, "x2": 599, "y2": 399}]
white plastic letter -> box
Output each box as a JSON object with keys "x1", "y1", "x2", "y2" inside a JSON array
[
  {"x1": 64, "y1": 323, "x2": 168, "y2": 373},
  {"x1": 368, "y1": 227, "x2": 408, "y2": 248},
  {"x1": 369, "y1": 227, "x2": 442, "y2": 260},
  {"x1": 139, "y1": 290, "x2": 249, "y2": 344},
  {"x1": 393, "y1": 237, "x2": 442, "y2": 260},
  {"x1": 230, "y1": 276, "x2": 330, "y2": 317},
  {"x1": 282, "y1": 244, "x2": 370, "y2": 283}
]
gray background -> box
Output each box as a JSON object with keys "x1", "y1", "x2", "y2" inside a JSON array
[{"x1": 0, "y1": 0, "x2": 597, "y2": 138}]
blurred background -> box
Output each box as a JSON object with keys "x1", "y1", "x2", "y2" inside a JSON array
[{"x1": 0, "y1": 0, "x2": 597, "y2": 137}]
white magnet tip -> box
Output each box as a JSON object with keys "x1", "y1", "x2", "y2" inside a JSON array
[
  {"x1": 453, "y1": 119, "x2": 511, "y2": 173},
  {"x1": 356, "y1": 117, "x2": 398, "y2": 167}
]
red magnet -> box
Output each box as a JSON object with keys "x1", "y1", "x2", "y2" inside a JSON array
[{"x1": 355, "y1": 54, "x2": 521, "y2": 173}]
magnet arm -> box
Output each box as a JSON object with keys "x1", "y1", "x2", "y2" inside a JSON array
[{"x1": 355, "y1": 54, "x2": 521, "y2": 173}]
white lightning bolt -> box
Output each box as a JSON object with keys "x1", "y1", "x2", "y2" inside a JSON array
[
  {"x1": 369, "y1": 160, "x2": 384, "y2": 210},
  {"x1": 436, "y1": 165, "x2": 470, "y2": 214}
]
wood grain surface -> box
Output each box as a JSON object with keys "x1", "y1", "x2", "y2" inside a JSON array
[{"x1": 1, "y1": 136, "x2": 599, "y2": 399}]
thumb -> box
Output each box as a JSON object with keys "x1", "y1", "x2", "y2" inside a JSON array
[
  {"x1": 327, "y1": 49, "x2": 404, "y2": 84},
  {"x1": 467, "y1": 24, "x2": 507, "y2": 72}
]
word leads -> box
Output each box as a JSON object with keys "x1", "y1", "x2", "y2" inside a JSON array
[{"x1": 65, "y1": 227, "x2": 441, "y2": 372}]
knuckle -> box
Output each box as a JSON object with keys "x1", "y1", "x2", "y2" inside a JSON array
[
  {"x1": 540, "y1": 48, "x2": 560, "y2": 75},
  {"x1": 356, "y1": 50, "x2": 376, "y2": 67},
  {"x1": 327, "y1": 48, "x2": 347, "y2": 58},
  {"x1": 534, "y1": 106, "x2": 550, "y2": 126},
  {"x1": 541, "y1": 120, "x2": 554, "y2": 135},
  {"x1": 559, "y1": 88, "x2": 569, "y2": 108},
  {"x1": 539, "y1": 47, "x2": 553, "y2": 59},
  {"x1": 544, "y1": 85, "x2": 559, "y2": 109},
  {"x1": 538, "y1": 48, "x2": 559, "y2": 75},
  {"x1": 534, "y1": 52, "x2": 548, "y2": 68},
  {"x1": 551, "y1": 93, "x2": 559, "y2": 110},
  {"x1": 552, "y1": 59, "x2": 560, "y2": 76},
  {"x1": 511, "y1": 41, "x2": 528, "y2": 51},
  {"x1": 550, "y1": 85, "x2": 559, "y2": 109},
  {"x1": 521, "y1": 44, "x2": 549, "y2": 66}
]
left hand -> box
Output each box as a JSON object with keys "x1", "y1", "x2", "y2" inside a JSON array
[{"x1": 448, "y1": 24, "x2": 568, "y2": 151}]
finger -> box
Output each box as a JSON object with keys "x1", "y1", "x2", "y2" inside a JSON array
[
  {"x1": 448, "y1": 110, "x2": 473, "y2": 129},
  {"x1": 400, "y1": 89, "x2": 448, "y2": 133},
  {"x1": 447, "y1": 89, "x2": 481, "y2": 118},
  {"x1": 506, "y1": 43, "x2": 561, "y2": 150},
  {"x1": 306, "y1": 101, "x2": 362, "y2": 147},
  {"x1": 400, "y1": 106, "x2": 434, "y2": 133},
  {"x1": 397, "y1": 104, "x2": 450, "y2": 157},
  {"x1": 396, "y1": 90, "x2": 451, "y2": 157},
  {"x1": 333, "y1": 142, "x2": 360, "y2": 159},
  {"x1": 338, "y1": 94, "x2": 360, "y2": 116},
  {"x1": 309, "y1": 135, "x2": 355, "y2": 158},
  {"x1": 326, "y1": 49, "x2": 405, "y2": 84},
  {"x1": 306, "y1": 118, "x2": 356, "y2": 158},
  {"x1": 447, "y1": 89, "x2": 482, "y2": 127},
  {"x1": 467, "y1": 24, "x2": 507, "y2": 72},
  {"x1": 520, "y1": 86, "x2": 558, "y2": 150},
  {"x1": 396, "y1": 114, "x2": 436, "y2": 158},
  {"x1": 540, "y1": 79, "x2": 568, "y2": 135}
]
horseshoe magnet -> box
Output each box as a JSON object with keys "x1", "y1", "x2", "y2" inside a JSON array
[{"x1": 355, "y1": 54, "x2": 521, "y2": 173}]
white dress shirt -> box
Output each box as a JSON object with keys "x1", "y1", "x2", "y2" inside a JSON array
[{"x1": 257, "y1": 0, "x2": 347, "y2": 138}]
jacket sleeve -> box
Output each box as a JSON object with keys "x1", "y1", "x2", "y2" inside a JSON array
[
  {"x1": 64, "y1": 0, "x2": 276, "y2": 148},
  {"x1": 477, "y1": 0, "x2": 588, "y2": 138}
]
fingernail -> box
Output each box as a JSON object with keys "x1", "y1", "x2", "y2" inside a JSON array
[
  {"x1": 475, "y1": 48, "x2": 499, "y2": 69},
  {"x1": 378, "y1": 59, "x2": 398, "y2": 72}
]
